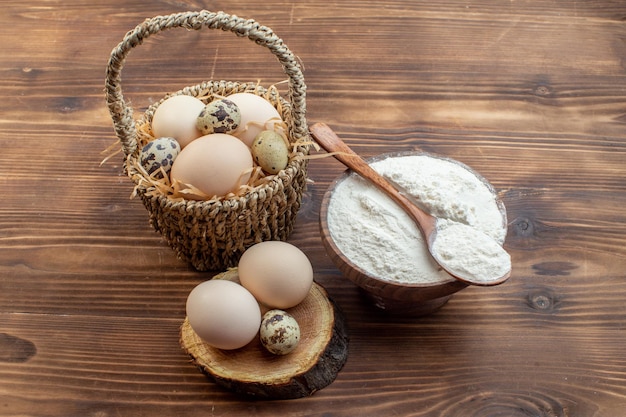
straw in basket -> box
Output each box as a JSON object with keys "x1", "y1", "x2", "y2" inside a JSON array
[{"x1": 105, "y1": 10, "x2": 309, "y2": 271}]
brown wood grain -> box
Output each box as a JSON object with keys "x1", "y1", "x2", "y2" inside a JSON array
[{"x1": 1, "y1": 0, "x2": 625, "y2": 415}]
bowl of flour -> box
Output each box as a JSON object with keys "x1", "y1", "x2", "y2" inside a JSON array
[{"x1": 320, "y1": 151, "x2": 508, "y2": 315}]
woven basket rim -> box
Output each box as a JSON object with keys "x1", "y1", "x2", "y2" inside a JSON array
[{"x1": 126, "y1": 80, "x2": 309, "y2": 209}]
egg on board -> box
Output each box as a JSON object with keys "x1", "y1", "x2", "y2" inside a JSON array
[
  {"x1": 196, "y1": 98, "x2": 241, "y2": 135},
  {"x1": 170, "y1": 133, "x2": 253, "y2": 199},
  {"x1": 238, "y1": 241, "x2": 314, "y2": 309},
  {"x1": 259, "y1": 309, "x2": 300, "y2": 355},
  {"x1": 251, "y1": 130, "x2": 289, "y2": 174},
  {"x1": 151, "y1": 95, "x2": 205, "y2": 148},
  {"x1": 227, "y1": 92, "x2": 284, "y2": 147},
  {"x1": 139, "y1": 137, "x2": 180, "y2": 177},
  {"x1": 186, "y1": 279, "x2": 261, "y2": 350}
]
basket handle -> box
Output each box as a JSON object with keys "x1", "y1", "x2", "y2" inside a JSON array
[{"x1": 105, "y1": 10, "x2": 307, "y2": 157}]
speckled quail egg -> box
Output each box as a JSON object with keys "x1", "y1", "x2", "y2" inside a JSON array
[
  {"x1": 196, "y1": 98, "x2": 241, "y2": 135},
  {"x1": 139, "y1": 137, "x2": 181, "y2": 177},
  {"x1": 251, "y1": 130, "x2": 290, "y2": 174},
  {"x1": 259, "y1": 309, "x2": 300, "y2": 355}
]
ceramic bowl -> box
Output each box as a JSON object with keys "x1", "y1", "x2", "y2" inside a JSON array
[{"x1": 319, "y1": 151, "x2": 508, "y2": 316}]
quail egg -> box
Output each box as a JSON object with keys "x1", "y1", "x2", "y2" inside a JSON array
[
  {"x1": 251, "y1": 130, "x2": 289, "y2": 174},
  {"x1": 259, "y1": 309, "x2": 300, "y2": 355},
  {"x1": 196, "y1": 98, "x2": 241, "y2": 135},
  {"x1": 139, "y1": 137, "x2": 181, "y2": 177}
]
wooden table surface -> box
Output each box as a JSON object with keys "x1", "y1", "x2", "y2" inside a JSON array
[{"x1": 2, "y1": 1, "x2": 625, "y2": 416}]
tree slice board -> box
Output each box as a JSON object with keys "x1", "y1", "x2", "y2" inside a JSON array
[{"x1": 179, "y1": 268, "x2": 349, "y2": 400}]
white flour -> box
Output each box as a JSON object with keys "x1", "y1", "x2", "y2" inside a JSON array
[
  {"x1": 326, "y1": 154, "x2": 507, "y2": 284},
  {"x1": 432, "y1": 219, "x2": 511, "y2": 283}
]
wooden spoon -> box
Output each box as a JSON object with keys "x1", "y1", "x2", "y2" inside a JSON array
[{"x1": 310, "y1": 122, "x2": 511, "y2": 286}]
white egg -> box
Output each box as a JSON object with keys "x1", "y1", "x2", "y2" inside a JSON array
[
  {"x1": 170, "y1": 133, "x2": 253, "y2": 199},
  {"x1": 151, "y1": 95, "x2": 205, "y2": 148},
  {"x1": 186, "y1": 279, "x2": 261, "y2": 350},
  {"x1": 238, "y1": 241, "x2": 314, "y2": 309},
  {"x1": 227, "y1": 93, "x2": 284, "y2": 147}
]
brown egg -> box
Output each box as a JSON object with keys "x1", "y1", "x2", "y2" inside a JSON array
[{"x1": 170, "y1": 133, "x2": 253, "y2": 199}]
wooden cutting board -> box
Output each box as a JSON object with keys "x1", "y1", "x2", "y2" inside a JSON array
[{"x1": 179, "y1": 268, "x2": 349, "y2": 400}]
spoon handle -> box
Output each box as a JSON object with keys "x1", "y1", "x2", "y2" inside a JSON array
[{"x1": 309, "y1": 123, "x2": 437, "y2": 237}]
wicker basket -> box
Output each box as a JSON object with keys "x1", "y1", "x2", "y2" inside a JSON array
[{"x1": 105, "y1": 11, "x2": 309, "y2": 271}]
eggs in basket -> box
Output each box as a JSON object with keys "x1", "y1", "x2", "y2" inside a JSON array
[{"x1": 137, "y1": 91, "x2": 293, "y2": 201}]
